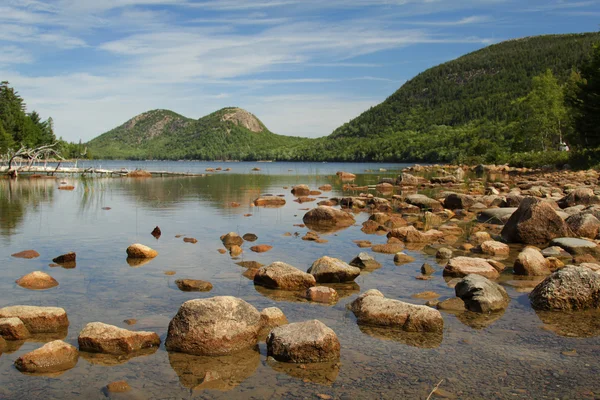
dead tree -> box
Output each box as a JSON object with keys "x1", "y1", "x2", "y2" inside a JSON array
[{"x1": 4, "y1": 143, "x2": 64, "y2": 178}]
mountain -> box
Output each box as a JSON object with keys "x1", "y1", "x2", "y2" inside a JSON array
[
  {"x1": 87, "y1": 107, "x2": 309, "y2": 160},
  {"x1": 290, "y1": 32, "x2": 600, "y2": 163}
]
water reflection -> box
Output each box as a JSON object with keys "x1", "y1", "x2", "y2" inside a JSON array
[
  {"x1": 80, "y1": 347, "x2": 158, "y2": 366},
  {"x1": 0, "y1": 178, "x2": 55, "y2": 238},
  {"x1": 358, "y1": 325, "x2": 443, "y2": 348},
  {"x1": 253, "y1": 282, "x2": 360, "y2": 304},
  {"x1": 168, "y1": 348, "x2": 260, "y2": 391},
  {"x1": 266, "y1": 358, "x2": 340, "y2": 385},
  {"x1": 535, "y1": 309, "x2": 600, "y2": 338},
  {"x1": 2, "y1": 330, "x2": 69, "y2": 354}
]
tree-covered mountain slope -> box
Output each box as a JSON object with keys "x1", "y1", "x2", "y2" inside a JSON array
[
  {"x1": 330, "y1": 32, "x2": 600, "y2": 140},
  {"x1": 87, "y1": 107, "x2": 309, "y2": 160}
]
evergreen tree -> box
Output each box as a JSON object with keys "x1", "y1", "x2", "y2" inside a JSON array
[{"x1": 574, "y1": 44, "x2": 600, "y2": 146}]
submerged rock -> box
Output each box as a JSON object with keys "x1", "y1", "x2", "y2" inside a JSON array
[
  {"x1": 254, "y1": 262, "x2": 316, "y2": 290},
  {"x1": 16, "y1": 271, "x2": 59, "y2": 290},
  {"x1": 250, "y1": 244, "x2": 273, "y2": 253},
  {"x1": 126, "y1": 243, "x2": 158, "y2": 259},
  {"x1": 14, "y1": 340, "x2": 78, "y2": 374},
  {"x1": 254, "y1": 197, "x2": 286, "y2": 207},
  {"x1": 307, "y1": 256, "x2": 360, "y2": 283},
  {"x1": 0, "y1": 306, "x2": 69, "y2": 333},
  {"x1": 165, "y1": 296, "x2": 261, "y2": 356},
  {"x1": 530, "y1": 266, "x2": 600, "y2": 311},
  {"x1": 11, "y1": 250, "x2": 40, "y2": 259},
  {"x1": 106, "y1": 381, "x2": 131, "y2": 393},
  {"x1": 175, "y1": 279, "x2": 213, "y2": 292},
  {"x1": 455, "y1": 274, "x2": 509, "y2": 313},
  {"x1": 350, "y1": 290, "x2": 443, "y2": 332},
  {"x1": 78, "y1": 322, "x2": 160, "y2": 355},
  {"x1": 267, "y1": 320, "x2": 340, "y2": 363}
]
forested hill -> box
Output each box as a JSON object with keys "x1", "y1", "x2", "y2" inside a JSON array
[
  {"x1": 330, "y1": 32, "x2": 600, "y2": 139},
  {"x1": 87, "y1": 107, "x2": 309, "y2": 160}
]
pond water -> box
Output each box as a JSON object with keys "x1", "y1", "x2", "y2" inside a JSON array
[{"x1": 0, "y1": 162, "x2": 599, "y2": 399}]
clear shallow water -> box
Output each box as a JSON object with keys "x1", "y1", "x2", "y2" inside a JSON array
[{"x1": 0, "y1": 162, "x2": 599, "y2": 400}]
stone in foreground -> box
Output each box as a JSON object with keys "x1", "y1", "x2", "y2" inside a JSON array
[
  {"x1": 14, "y1": 340, "x2": 78, "y2": 374},
  {"x1": 350, "y1": 290, "x2": 443, "y2": 332},
  {"x1": 254, "y1": 262, "x2": 316, "y2": 290},
  {"x1": 307, "y1": 256, "x2": 360, "y2": 283},
  {"x1": 455, "y1": 274, "x2": 509, "y2": 313},
  {"x1": 126, "y1": 243, "x2": 158, "y2": 259},
  {"x1": 16, "y1": 271, "x2": 59, "y2": 290},
  {"x1": 529, "y1": 266, "x2": 600, "y2": 311},
  {"x1": 78, "y1": 322, "x2": 160, "y2": 355},
  {"x1": 443, "y1": 257, "x2": 500, "y2": 280},
  {"x1": 0, "y1": 306, "x2": 69, "y2": 333},
  {"x1": 267, "y1": 320, "x2": 340, "y2": 363},
  {"x1": 0, "y1": 317, "x2": 31, "y2": 340},
  {"x1": 260, "y1": 307, "x2": 288, "y2": 330},
  {"x1": 513, "y1": 247, "x2": 550, "y2": 276},
  {"x1": 165, "y1": 296, "x2": 261, "y2": 356}
]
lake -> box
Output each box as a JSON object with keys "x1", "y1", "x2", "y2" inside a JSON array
[{"x1": 0, "y1": 161, "x2": 598, "y2": 399}]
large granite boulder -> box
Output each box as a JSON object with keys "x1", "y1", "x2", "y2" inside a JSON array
[
  {"x1": 266, "y1": 320, "x2": 340, "y2": 363},
  {"x1": 530, "y1": 266, "x2": 600, "y2": 311},
  {"x1": 254, "y1": 262, "x2": 316, "y2": 290},
  {"x1": 78, "y1": 322, "x2": 160, "y2": 355},
  {"x1": 0, "y1": 306, "x2": 68, "y2": 333},
  {"x1": 350, "y1": 290, "x2": 443, "y2": 332},
  {"x1": 302, "y1": 206, "x2": 355, "y2": 230},
  {"x1": 165, "y1": 296, "x2": 261, "y2": 356},
  {"x1": 455, "y1": 274, "x2": 510, "y2": 313},
  {"x1": 307, "y1": 256, "x2": 360, "y2": 283},
  {"x1": 443, "y1": 257, "x2": 500, "y2": 279},
  {"x1": 566, "y1": 213, "x2": 600, "y2": 239},
  {"x1": 513, "y1": 247, "x2": 551, "y2": 276},
  {"x1": 501, "y1": 197, "x2": 572, "y2": 245},
  {"x1": 14, "y1": 340, "x2": 78, "y2": 374}
]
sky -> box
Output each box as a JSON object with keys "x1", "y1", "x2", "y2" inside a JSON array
[{"x1": 1, "y1": 0, "x2": 599, "y2": 142}]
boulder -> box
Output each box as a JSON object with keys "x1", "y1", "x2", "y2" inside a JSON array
[
  {"x1": 165, "y1": 296, "x2": 261, "y2": 356},
  {"x1": 336, "y1": 171, "x2": 356, "y2": 181},
  {"x1": 501, "y1": 197, "x2": 572, "y2": 245},
  {"x1": 477, "y1": 208, "x2": 516, "y2": 225},
  {"x1": 384, "y1": 216, "x2": 408, "y2": 229},
  {"x1": 436, "y1": 297, "x2": 466, "y2": 311},
  {"x1": 369, "y1": 213, "x2": 390, "y2": 225},
  {"x1": 291, "y1": 185, "x2": 311, "y2": 196},
  {"x1": 431, "y1": 176, "x2": 457, "y2": 184},
  {"x1": 530, "y1": 266, "x2": 600, "y2": 310},
  {"x1": 126, "y1": 243, "x2": 158, "y2": 259},
  {"x1": 266, "y1": 320, "x2": 340, "y2": 363},
  {"x1": 350, "y1": 290, "x2": 443, "y2": 332},
  {"x1": 11, "y1": 250, "x2": 40, "y2": 259},
  {"x1": 405, "y1": 194, "x2": 443, "y2": 212},
  {"x1": 16, "y1": 271, "x2": 59, "y2": 290},
  {"x1": 514, "y1": 247, "x2": 551, "y2": 276},
  {"x1": 372, "y1": 243, "x2": 405, "y2": 254},
  {"x1": 175, "y1": 279, "x2": 213, "y2": 292},
  {"x1": 318, "y1": 184, "x2": 332, "y2": 191},
  {"x1": 455, "y1": 274, "x2": 510, "y2": 313},
  {"x1": 14, "y1": 340, "x2": 78, "y2": 374},
  {"x1": 229, "y1": 245, "x2": 243, "y2": 257},
  {"x1": 52, "y1": 252, "x2": 76, "y2": 264},
  {"x1": 480, "y1": 240, "x2": 510, "y2": 257},
  {"x1": 444, "y1": 193, "x2": 476, "y2": 210},
  {"x1": 0, "y1": 317, "x2": 30, "y2": 340},
  {"x1": 260, "y1": 307, "x2": 288, "y2": 330},
  {"x1": 557, "y1": 188, "x2": 600, "y2": 208},
  {"x1": 376, "y1": 183, "x2": 394, "y2": 193},
  {"x1": 387, "y1": 226, "x2": 432, "y2": 243},
  {"x1": 242, "y1": 233, "x2": 258, "y2": 242},
  {"x1": 254, "y1": 197, "x2": 286, "y2": 207},
  {"x1": 421, "y1": 263, "x2": 435, "y2": 275},
  {"x1": 307, "y1": 256, "x2": 360, "y2": 283},
  {"x1": 394, "y1": 252, "x2": 416, "y2": 264},
  {"x1": 0, "y1": 306, "x2": 68, "y2": 333},
  {"x1": 349, "y1": 252, "x2": 381, "y2": 270},
  {"x1": 254, "y1": 262, "x2": 316, "y2": 290},
  {"x1": 151, "y1": 226, "x2": 161, "y2": 239},
  {"x1": 436, "y1": 248, "x2": 453, "y2": 259},
  {"x1": 220, "y1": 232, "x2": 244, "y2": 247},
  {"x1": 250, "y1": 244, "x2": 273, "y2": 253},
  {"x1": 566, "y1": 213, "x2": 600, "y2": 239},
  {"x1": 443, "y1": 257, "x2": 500, "y2": 279},
  {"x1": 396, "y1": 173, "x2": 420, "y2": 186},
  {"x1": 549, "y1": 237, "x2": 600, "y2": 257},
  {"x1": 78, "y1": 322, "x2": 160, "y2": 355},
  {"x1": 471, "y1": 231, "x2": 492, "y2": 245},
  {"x1": 305, "y1": 286, "x2": 339, "y2": 304},
  {"x1": 302, "y1": 206, "x2": 355, "y2": 230}
]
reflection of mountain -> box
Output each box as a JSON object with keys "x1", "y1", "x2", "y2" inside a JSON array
[{"x1": 0, "y1": 178, "x2": 55, "y2": 239}]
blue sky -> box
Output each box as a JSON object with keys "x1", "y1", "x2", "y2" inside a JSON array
[{"x1": 1, "y1": 0, "x2": 599, "y2": 142}]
